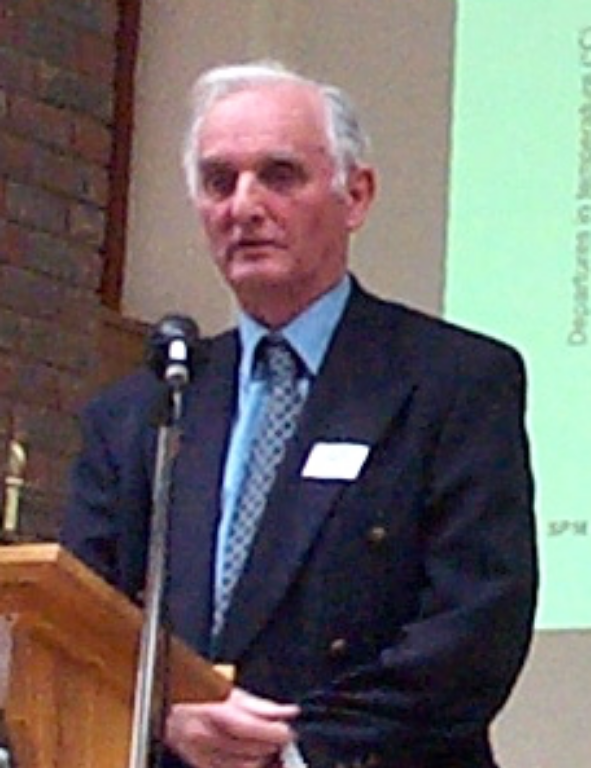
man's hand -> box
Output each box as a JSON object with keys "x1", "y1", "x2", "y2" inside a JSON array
[{"x1": 165, "y1": 686, "x2": 300, "y2": 768}]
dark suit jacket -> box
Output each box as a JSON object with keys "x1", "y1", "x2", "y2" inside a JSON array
[{"x1": 62, "y1": 283, "x2": 537, "y2": 768}]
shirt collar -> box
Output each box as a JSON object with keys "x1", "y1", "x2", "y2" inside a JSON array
[{"x1": 238, "y1": 274, "x2": 351, "y2": 382}]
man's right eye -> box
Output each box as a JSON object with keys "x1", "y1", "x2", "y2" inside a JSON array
[{"x1": 201, "y1": 169, "x2": 237, "y2": 199}]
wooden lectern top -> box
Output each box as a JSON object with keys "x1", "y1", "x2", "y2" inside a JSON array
[{"x1": 0, "y1": 543, "x2": 231, "y2": 768}]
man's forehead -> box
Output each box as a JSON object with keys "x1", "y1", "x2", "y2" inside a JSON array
[
  {"x1": 200, "y1": 83, "x2": 326, "y2": 138},
  {"x1": 207, "y1": 80, "x2": 323, "y2": 114},
  {"x1": 198, "y1": 145, "x2": 329, "y2": 168}
]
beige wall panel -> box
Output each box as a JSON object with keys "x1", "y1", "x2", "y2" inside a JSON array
[{"x1": 493, "y1": 632, "x2": 590, "y2": 768}]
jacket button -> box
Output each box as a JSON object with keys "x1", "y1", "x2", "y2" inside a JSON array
[
  {"x1": 367, "y1": 525, "x2": 387, "y2": 544},
  {"x1": 328, "y1": 637, "x2": 348, "y2": 657}
]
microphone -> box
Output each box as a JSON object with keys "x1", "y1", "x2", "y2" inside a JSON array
[
  {"x1": 132, "y1": 314, "x2": 207, "y2": 767},
  {"x1": 145, "y1": 314, "x2": 205, "y2": 387}
]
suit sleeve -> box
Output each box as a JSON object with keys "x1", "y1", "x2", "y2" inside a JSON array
[
  {"x1": 295, "y1": 345, "x2": 538, "y2": 766},
  {"x1": 60, "y1": 376, "x2": 154, "y2": 598}
]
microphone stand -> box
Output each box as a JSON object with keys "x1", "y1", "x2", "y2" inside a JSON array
[{"x1": 127, "y1": 360, "x2": 190, "y2": 768}]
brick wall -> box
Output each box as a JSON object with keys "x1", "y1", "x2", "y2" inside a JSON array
[{"x1": 0, "y1": 0, "x2": 121, "y2": 538}]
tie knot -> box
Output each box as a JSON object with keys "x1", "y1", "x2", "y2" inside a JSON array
[{"x1": 259, "y1": 334, "x2": 300, "y2": 385}]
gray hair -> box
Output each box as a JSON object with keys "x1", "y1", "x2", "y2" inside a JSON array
[{"x1": 182, "y1": 60, "x2": 371, "y2": 200}]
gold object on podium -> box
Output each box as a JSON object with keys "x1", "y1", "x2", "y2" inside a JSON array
[{"x1": 3, "y1": 441, "x2": 27, "y2": 534}]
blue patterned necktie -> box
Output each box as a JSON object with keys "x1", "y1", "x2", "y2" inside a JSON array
[{"x1": 212, "y1": 334, "x2": 305, "y2": 639}]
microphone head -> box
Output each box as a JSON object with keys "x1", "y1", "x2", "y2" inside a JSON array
[{"x1": 145, "y1": 314, "x2": 205, "y2": 385}]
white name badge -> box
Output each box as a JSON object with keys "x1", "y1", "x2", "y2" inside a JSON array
[{"x1": 302, "y1": 442, "x2": 370, "y2": 481}]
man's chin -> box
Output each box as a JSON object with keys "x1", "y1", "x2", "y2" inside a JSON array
[{"x1": 227, "y1": 264, "x2": 291, "y2": 292}]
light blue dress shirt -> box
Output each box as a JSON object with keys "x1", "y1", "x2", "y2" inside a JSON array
[{"x1": 214, "y1": 274, "x2": 352, "y2": 600}]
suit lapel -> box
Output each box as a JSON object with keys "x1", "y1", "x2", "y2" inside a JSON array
[{"x1": 218, "y1": 287, "x2": 418, "y2": 660}]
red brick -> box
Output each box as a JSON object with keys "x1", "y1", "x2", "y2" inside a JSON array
[
  {"x1": 38, "y1": 65, "x2": 114, "y2": 124},
  {"x1": 20, "y1": 15, "x2": 85, "y2": 75},
  {"x1": 31, "y1": 146, "x2": 109, "y2": 205},
  {"x1": 6, "y1": 180, "x2": 69, "y2": 235},
  {"x1": 0, "y1": 307, "x2": 20, "y2": 352},
  {"x1": 0, "y1": 134, "x2": 110, "y2": 206},
  {"x1": 98, "y1": 0, "x2": 121, "y2": 38},
  {"x1": 19, "y1": 315, "x2": 97, "y2": 373},
  {"x1": 25, "y1": 448, "x2": 72, "y2": 494},
  {"x1": 0, "y1": 0, "x2": 37, "y2": 14},
  {"x1": 59, "y1": 291, "x2": 100, "y2": 334},
  {"x1": 1, "y1": 265, "x2": 100, "y2": 332},
  {"x1": 0, "y1": 47, "x2": 39, "y2": 94},
  {"x1": 0, "y1": 8, "x2": 19, "y2": 49},
  {"x1": 0, "y1": 132, "x2": 33, "y2": 178},
  {"x1": 21, "y1": 489, "x2": 66, "y2": 540},
  {"x1": 12, "y1": 402, "x2": 80, "y2": 457},
  {"x1": 72, "y1": 114, "x2": 111, "y2": 165},
  {"x1": 12, "y1": 360, "x2": 62, "y2": 407},
  {"x1": 33, "y1": 149, "x2": 81, "y2": 197},
  {"x1": 68, "y1": 200, "x2": 106, "y2": 246},
  {"x1": 0, "y1": 352, "x2": 14, "y2": 397},
  {"x1": 0, "y1": 0, "x2": 126, "y2": 534},
  {"x1": 1, "y1": 264, "x2": 64, "y2": 321},
  {"x1": 58, "y1": 367, "x2": 97, "y2": 412},
  {"x1": 0, "y1": 397, "x2": 11, "y2": 438},
  {"x1": 82, "y1": 163, "x2": 110, "y2": 207},
  {"x1": 7, "y1": 228, "x2": 102, "y2": 290},
  {"x1": 76, "y1": 31, "x2": 116, "y2": 81},
  {"x1": 0, "y1": 219, "x2": 26, "y2": 265},
  {"x1": 51, "y1": 0, "x2": 118, "y2": 38},
  {"x1": 9, "y1": 93, "x2": 72, "y2": 150}
]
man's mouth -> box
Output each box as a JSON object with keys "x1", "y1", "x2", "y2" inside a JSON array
[{"x1": 229, "y1": 239, "x2": 282, "y2": 257}]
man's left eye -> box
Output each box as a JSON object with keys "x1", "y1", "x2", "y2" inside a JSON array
[{"x1": 259, "y1": 162, "x2": 305, "y2": 191}]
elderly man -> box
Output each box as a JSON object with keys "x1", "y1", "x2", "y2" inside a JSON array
[{"x1": 62, "y1": 61, "x2": 537, "y2": 768}]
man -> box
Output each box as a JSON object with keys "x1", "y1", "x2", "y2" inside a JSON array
[{"x1": 62, "y1": 61, "x2": 537, "y2": 768}]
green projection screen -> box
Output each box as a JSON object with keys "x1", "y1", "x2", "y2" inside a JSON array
[{"x1": 445, "y1": 1, "x2": 591, "y2": 629}]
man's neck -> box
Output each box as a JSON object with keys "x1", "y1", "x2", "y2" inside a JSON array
[{"x1": 238, "y1": 275, "x2": 347, "y2": 329}]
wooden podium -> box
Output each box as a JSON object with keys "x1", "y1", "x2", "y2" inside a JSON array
[{"x1": 0, "y1": 543, "x2": 231, "y2": 768}]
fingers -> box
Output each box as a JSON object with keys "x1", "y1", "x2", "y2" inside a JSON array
[{"x1": 165, "y1": 687, "x2": 300, "y2": 768}]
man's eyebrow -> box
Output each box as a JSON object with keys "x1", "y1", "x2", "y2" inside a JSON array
[
  {"x1": 199, "y1": 149, "x2": 309, "y2": 166},
  {"x1": 198, "y1": 157, "x2": 232, "y2": 171},
  {"x1": 261, "y1": 150, "x2": 301, "y2": 161}
]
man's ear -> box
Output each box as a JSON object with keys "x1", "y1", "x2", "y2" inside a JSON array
[{"x1": 344, "y1": 166, "x2": 376, "y2": 232}]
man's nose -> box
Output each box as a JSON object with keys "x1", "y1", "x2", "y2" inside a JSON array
[{"x1": 229, "y1": 172, "x2": 265, "y2": 223}]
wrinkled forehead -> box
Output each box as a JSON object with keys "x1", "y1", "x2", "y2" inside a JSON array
[{"x1": 197, "y1": 82, "x2": 330, "y2": 158}]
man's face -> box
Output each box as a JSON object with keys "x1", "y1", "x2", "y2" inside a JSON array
[{"x1": 194, "y1": 83, "x2": 374, "y2": 325}]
